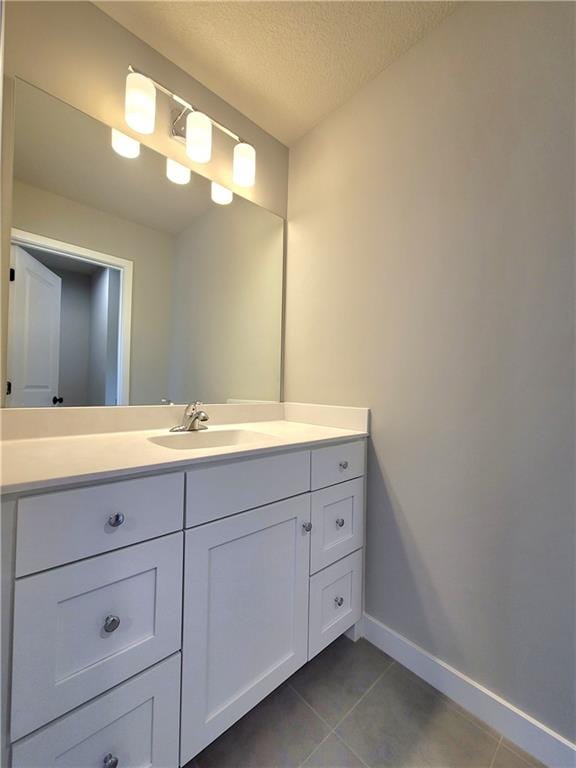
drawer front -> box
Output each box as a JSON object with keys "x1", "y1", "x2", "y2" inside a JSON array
[
  {"x1": 11, "y1": 533, "x2": 183, "y2": 741},
  {"x1": 16, "y1": 473, "x2": 184, "y2": 576},
  {"x1": 309, "y1": 549, "x2": 363, "y2": 659},
  {"x1": 186, "y1": 450, "x2": 310, "y2": 527},
  {"x1": 311, "y1": 440, "x2": 366, "y2": 491},
  {"x1": 12, "y1": 653, "x2": 181, "y2": 768},
  {"x1": 310, "y1": 478, "x2": 364, "y2": 573}
]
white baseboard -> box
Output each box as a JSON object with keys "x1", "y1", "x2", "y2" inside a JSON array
[{"x1": 362, "y1": 613, "x2": 575, "y2": 768}]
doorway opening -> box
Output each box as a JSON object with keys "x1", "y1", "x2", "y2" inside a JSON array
[{"x1": 7, "y1": 230, "x2": 133, "y2": 407}]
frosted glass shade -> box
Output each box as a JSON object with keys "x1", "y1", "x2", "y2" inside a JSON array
[
  {"x1": 166, "y1": 158, "x2": 191, "y2": 185},
  {"x1": 233, "y1": 142, "x2": 256, "y2": 187},
  {"x1": 186, "y1": 112, "x2": 212, "y2": 164},
  {"x1": 125, "y1": 72, "x2": 156, "y2": 135},
  {"x1": 211, "y1": 182, "x2": 233, "y2": 205},
  {"x1": 111, "y1": 129, "x2": 140, "y2": 159}
]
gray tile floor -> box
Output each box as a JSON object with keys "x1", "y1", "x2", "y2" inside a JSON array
[{"x1": 187, "y1": 636, "x2": 546, "y2": 768}]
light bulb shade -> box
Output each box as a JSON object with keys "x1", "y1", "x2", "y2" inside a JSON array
[
  {"x1": 166, "y1": 158, "x2": 191, "y2": 185},
  {"x1": 211, "y1": 182, "x2": 233, "y2": 205},
  {"x1": 111, "y1": 128, "x2": 140, "y2": 159},
  {"x1": 233, "y1": 142, "x2": 256, "y2": 187},
  {"x1": 186, "y1": 111, "x2": 212, "y2": 164},
  {"x1": 125, "y1": 72, "x2": 156, "y2": 134}
]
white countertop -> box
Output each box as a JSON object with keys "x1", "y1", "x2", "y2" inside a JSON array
[{"x1": 0, "y1": 420, "x2": 368, "y2": 495}]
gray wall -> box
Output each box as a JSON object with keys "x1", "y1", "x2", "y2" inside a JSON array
[
  {"x1": 285, "y1": 2, "x2": 575, "y2": 741},
  {"x1": 88, "y1": 268, "x2": 109, "y2": 406},
  {"x1": 56, "y1": 268, "x2": 91, "y2": 406}
]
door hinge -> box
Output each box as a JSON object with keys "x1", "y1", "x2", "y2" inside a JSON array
[
  {"x1": 9, "y1": 268, "x2": 15, "y2": 282},
  {"x1": 6, "y1": 381, "x2": 12, "y2": 396}
]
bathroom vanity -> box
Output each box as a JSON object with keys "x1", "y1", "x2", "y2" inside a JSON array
[{"x1": 0, "y1": 404, "x2": 368, "y2": 767}]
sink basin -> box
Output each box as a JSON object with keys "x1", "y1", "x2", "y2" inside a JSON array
[{"x1": 149, "y1": 429, "x2": 283, "y2": 451}]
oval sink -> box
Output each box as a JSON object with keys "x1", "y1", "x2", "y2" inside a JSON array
[{"x1": 149, "y1": 429, "x2": 283, "y2": 451}]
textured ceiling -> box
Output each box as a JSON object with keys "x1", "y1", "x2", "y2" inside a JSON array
[{"x1": 95, "y1": 1, "x2": 456, "y2": 145}]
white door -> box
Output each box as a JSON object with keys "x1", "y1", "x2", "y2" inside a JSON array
[
  {"x1": 181, "y1": 494, "x2": 311, "y2": 763},
  {"x1": 7, "y1": 245, "x2": 62, "y2": 406}
]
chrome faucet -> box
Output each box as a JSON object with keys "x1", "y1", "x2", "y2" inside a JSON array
[{"x1": 170, "y1": 401, "x2": 209, "y2": 432}]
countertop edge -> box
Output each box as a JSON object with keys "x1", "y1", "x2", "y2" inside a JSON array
[{"x1": 1, "y1": 431, "x2": 368, "y2": 497}]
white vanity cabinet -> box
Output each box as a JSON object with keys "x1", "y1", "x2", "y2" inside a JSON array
[
  {"x1": 181, "y1": 494, "x2": 311, "y2": 760},
  {"x1": 5, "y1": 436, "x2": 366, "y2": 768},
  {"x1": 180, "y1": 440, "x2": 366, "y2": 764}
]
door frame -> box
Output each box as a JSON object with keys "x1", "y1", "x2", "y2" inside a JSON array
[{"x1": 10, "y1": 229, "x2": 133, "y2": 406}]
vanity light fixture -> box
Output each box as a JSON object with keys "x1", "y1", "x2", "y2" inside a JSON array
[
  {"x1": 111, "y1": 128, "x2": 140, "y2": 159},
  {"x1": 166, "y1": 158, "x2": 191, "y2": 185},
  {"x1": 233, "y1": 142, "x2": 256, "y2": 188},
  {"x1": 186, "y1": 111, "x2": 212, "y2": 164},
  {"x1": 125, "y1": 72, "x2": 156, "y2": 134},
  {"x1": 126, "y1": 65, "x2": 257, "y2": 188},
  {"x1": 211, "y1": 182, "x2": 233, "y2": 205}
]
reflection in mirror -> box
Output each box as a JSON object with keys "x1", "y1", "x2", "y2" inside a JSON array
[{"x1": 6, "y1": 80, "x2": 284, "y2": 408}]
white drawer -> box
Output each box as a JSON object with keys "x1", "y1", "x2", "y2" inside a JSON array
[
  {"x1": 186, "y1": 450, "x2": 310, "y2": 527},
  {"x1": 310, "y1": 477, "x2": 364, "y2": 573},
  {"x1": 16, "y1": 473, "x2": 184, "y2": 576},
  {"x1": 11, "y1": 533, "x2": 183, "y2": 741},
  {"x1": 12, "y1": 653, "x2": 181, "y2": 768},
  {"x1": 311, "y1": 440, "x2": 365, "y2": 491},
  {"x1": 309, "y1": 549, "x2": 363, "y2": 659}
]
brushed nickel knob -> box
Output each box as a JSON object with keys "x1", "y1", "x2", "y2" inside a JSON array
[
  {"x1": 103, "y1": 615, "x2": 121, "y2": 633},
  {"x1": 335, "y1": 518, "x2": 345, "y2": 528},
  {"x1": 103, "y1": 754, "x2": 119, "y2": 768},
  {"x1": 302, "y1": 522, "x2": 313, "y2": 533},
  {"x1": 339, "y1": 461, "x2": 349, "y2": 471},
  {"x1": 108, "y1": 512, "x2": 125, "y2": 528},
  {"x1": 334, "y1": 596, "x2": 344, "y2": 607}
]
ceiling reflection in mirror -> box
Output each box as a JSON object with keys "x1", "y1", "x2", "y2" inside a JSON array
[{"x1": 6, "y1": 80, "x2": 284, "y2": 408}]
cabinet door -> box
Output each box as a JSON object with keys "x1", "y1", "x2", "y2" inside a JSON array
[{"x1": 181, "y1": 494, "x2": 311, "y2": 763}]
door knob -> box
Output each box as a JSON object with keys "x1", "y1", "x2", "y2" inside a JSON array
[
  {"x1": 103, "y1": 754, "x2": 119, "y2": 768},
  {"x1": 302, "y1": 522, "x2": 312, "y2": 533},
  {"x1": 335, "y1": 518, "x2": 345, "y2": 528},
  {"x1": 339, "y1": 460, "x2": 349, "y2": 471},
  {"x1": 334, "y1": 596, "x2": 344, "y2": 607}
]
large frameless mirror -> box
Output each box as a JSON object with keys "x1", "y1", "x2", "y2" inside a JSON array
[{"x1": 5, "y1": 79, "x2": 284, "y2": 408}]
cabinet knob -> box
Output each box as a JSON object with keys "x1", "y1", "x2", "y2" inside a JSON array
[
  {"x1": 335, "y1": 518, "x2": 345, "y2": 528},
  {"x1": 334, "y1": 596, "x2": 344, "y2": 608},
  {"x1": 108, "y1": 512, "x2": 125, "y2": 528},
  {"x1": 302, "y1": 522, "x2": 313, "y2": 533},
  {"x1": 339, "y1": 461, "x2": 349, "y2": 471},
  {"x1": 103, "y1": 754, "x2": 119, "y2": 768},
  {"x1": 103, "y1": 615, "x2": 121, "y2": 633}
]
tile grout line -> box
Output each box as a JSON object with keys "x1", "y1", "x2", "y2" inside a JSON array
[
  {"x1": 287, "y1": 682, "x2": 336, "y2": 732},
  {"x1": 291, "y1": 660, "x2": 396, "y2": 768},
  {"x1": 503, "y1": 740, "x2": 545, "y2": 768},
  {"x1": 296, "y1": 731, "x2": 333, "y2": 768},
  {"x1": 488, "y1": 735, "x2": 504, "y2": 768},
  {"x1": 332, "y1": 730, "x2": 371, "y2": 768},
  {"x1": 332, "y1": 659, "x2": 396, "y2": 731},
  {"x1": 443, "y1": 697, "x2": 500, "y2": 740}
]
